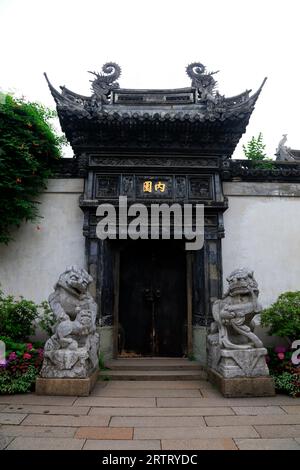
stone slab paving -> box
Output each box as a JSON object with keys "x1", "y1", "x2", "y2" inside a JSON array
[
  {"x1": 235, "y1": 438, "x2": 300, "y2": 450},
  {"x1": 110, "y1": 416, "x2": 206, "y2": 427},
  {"x1": 0, "y1": 435, "x2": 14, "y2": 450},
  {"x1": 2, "y1": 405, "x2": 91, "y2": 415},
  {"x1": 74, "y1": 397, "x2": 156, "y2": 407},
  {"x1": 133, "y1": 426, "x2": 260, "y2": 440},
  {"x1": 0, "y1": 413, "x2": 27, "y2": 425},
  {"x1": 205, "y1": 415, "x2": 300, "y2": 426},
  {"x1": 157, "y1": 396, "x2": 299, "y2": 407},
  {"x1": 93, "y1": 387, "x2": 202, "y2": 397},
  {"x1": 231, "y1": 406, "x2": 285, "y2": 415},
  {"x1": 281, "y1": 406, "x2": 300, "y2": 414},
  {"x1": 0, "y1": 395, "x2": 76, "y2": 405},
  {"x1": 0, "y1": 379, "x2": 299, "y2": 450},
  {"x1": 103, "y1": 380, "x2": 203, "y2": 389},
  {"x1": 75, "y1": 427, "x2": 133, "y2": 440},
  {"x1": 0, "y1": 424, "x2": 76, "y2": 437},
  {"x1": 83, "y1": 439, "x2": 161, "y2": 450},
  {"x1": 200, "y1": 389, "x2": 226, "y2": 398},
  {"x1": 254, "y1": 425, "x2": 300, "y2": 438},
  {"x1": 162, "y1": 438, "x2": 238, "y2": 450},
  {"x1": 89, "y1": 406, "x2": 235, "y2": 416},
  {"x1": 6, "y1": 437, "x2": 85, "y2": 450},
  {"x1": 21, "y1": 414, "x2": 110, "y2": 427}
]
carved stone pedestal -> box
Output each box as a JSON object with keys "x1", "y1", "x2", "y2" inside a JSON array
[
  {"x1": 208, "y1": 369, "x2": 275, "y2": 398},
  {"x1": 36, "y1": 369, "x2": 99, "y2": 396},
  {"x1": 207, "y1": 345, "x2": 275, "y2": 397},
  {"x1": 208, "y1": 345, "x2": 271, "y2": 378}
]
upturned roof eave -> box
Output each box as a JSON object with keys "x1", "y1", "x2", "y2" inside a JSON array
[{"x1": 44, "y1": 73, "x2": 267, "y2": 119}]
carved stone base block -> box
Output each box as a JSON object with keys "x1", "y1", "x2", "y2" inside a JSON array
[
  {"x1": 208, "y1": 345, "x2": 270, "y2": 378},
  {"x1": 35, "y1": 369, "x2": 99, "y2": 396},
  {"x1": 208, "y1": 369, "x2": 275, "y2": 397}
]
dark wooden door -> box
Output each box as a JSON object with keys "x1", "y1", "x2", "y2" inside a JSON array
[{"x1": 119, "y1": 240, "x2": 186, "y2": 357}]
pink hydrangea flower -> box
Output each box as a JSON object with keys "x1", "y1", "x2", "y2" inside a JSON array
[
  {"x1": 26, "y1": 343, "x2": 33, "y2": 351},
  {"x1": 23, "y1": 352, "x2": 32, "y2": 360},
  {"x1": 277, "y1": 352, "x2": 285, "y2": 360},
  {"x1": 8, "y1": 352, "x2": 17, "y2": 361}
]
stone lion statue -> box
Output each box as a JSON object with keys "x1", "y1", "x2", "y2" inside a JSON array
[
  {"x1": 40, "y1": 266, "x2": 100, "y2": 379},
  {"x1": 209, "y1": 268, "x2": 263, "y2": 350},
  {"x1": 207, "y1": 268, "x2": 271, "y2": 380}
]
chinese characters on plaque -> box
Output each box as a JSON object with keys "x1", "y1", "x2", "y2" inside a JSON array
[{"x1": 143, "y1": 181, "x2": 166, "y2": 193}]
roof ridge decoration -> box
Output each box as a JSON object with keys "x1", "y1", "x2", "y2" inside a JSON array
[
  {"x1": 88, "y1": 62, "x2": 121, "y2": 104},
  {"x1": 44, "y1": 61, "x2": 267, "y2": 155},
  {"x1": 45, "y1": 61, "x2": 266, "y2": 112},
  {"x1": 186, "y1": 62, "x2": 220, "y2": 103}
]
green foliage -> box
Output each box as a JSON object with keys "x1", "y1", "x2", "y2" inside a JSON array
[
  {"x1": 0, "y1": 289, "x2": 53, "y2": 341},
  {"x1": 38, "y1": 300, "x2": 55, "y2": 336},
  {"x1": 99, "y1": 374, "x2": 111, "y2": 381},
  {"x1": 266, "y1": 346, "x2": 300, "y2": 397},
  {"x1": 243, "y1": 133, "x2": 274, "y2": 169},
  {"x1": 0, "y1": 336, "x2": 28, "y2": 354},
  {"x1": 98, "y1": 353, "x2": 111, "y2": 380},
  {"x1": 273, "y1": 372, "x2": 300, "y2": 398},
  {"x1": 0, "y1": 365, "x2": 38, "y2": 394},
  {"x1": 187, "y1": 353, "x2": 196, "y2": 361},
  {"x1": 0, "y1": 288, "x2": 47, "y2": 394},
  {"x1": 0, "y1": 93, "x2": 64, "y2": 243},
  {"x1": 0, "y1": 291, "x2": 38, "y2": 340},
  {"x1": 98, "y1": 352, "x2": 107, "y2": 370},
  {"x1": 243, "y1": 132, "x2": 266, "y2": 160},
  {"x1": 261, "y1": 291, "x2": 300, "y2": 342}
]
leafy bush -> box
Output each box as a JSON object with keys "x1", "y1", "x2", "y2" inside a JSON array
[
  {"x1": 261, "y1": 291, "x2": 300, "y2": 342},
  {"x1": 0, "y1": 289, "x2": 49, "y2": 394},
  {"x1": 37, "y1": 300, "x2": 55, "y2": 336},
  {"x1": 243, "y1": 133, "x2": 274, "y2": 169},
  {"x1": 0, "y1": 289, "x2": 53, "y2": 341},
  {"x1": 0, "y1": 366, "x2": 38, "y2": 394},
  {"x1": 0, "y1": 339, "x2": 44, "y2": 394},
  {"x1": 0, "y1": 93, "x2": 64, "y2": 243},
  {"x1": 266, "y1": 345, "x2": 300, "y2": 397},
  {"x1": 273, "y1": 372, "x2": 300, "y2": 398},
  {"x1": 0, "y1": 293, "x2": 38, "y2": 340}
]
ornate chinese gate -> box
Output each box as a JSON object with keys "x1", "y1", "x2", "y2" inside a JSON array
[{"x1": 46, "y1": 61, "x2": 264, "y2": 360}]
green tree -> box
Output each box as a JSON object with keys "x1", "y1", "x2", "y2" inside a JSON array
[
  {"x1": 0, "y1": 93, "x2": 64, "y2": 243},
  {"x1": 261, "y1": 291, "x2": 300, "y2": 342},
  {"x1": 243, "y1": 133, "x2": 274, "y2": 169}
]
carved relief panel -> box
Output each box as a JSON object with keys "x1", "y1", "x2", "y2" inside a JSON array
[{"x1": 94, "y1": 174, "x2": 214, "y2": 202}]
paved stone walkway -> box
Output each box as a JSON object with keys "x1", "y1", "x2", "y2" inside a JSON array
[{"x1": 1, "y1": 380, "x2": 300, "y2": 450}]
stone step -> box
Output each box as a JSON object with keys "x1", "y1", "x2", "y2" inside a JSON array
[
  {"x1": 100, "y1": 370, "x2": 207, "y2": 381},
  {"x1": 105, "y1": 358, "x2": 203, "y2": 371}
]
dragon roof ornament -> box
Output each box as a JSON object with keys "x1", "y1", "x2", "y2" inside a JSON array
[
  {"x1": 186, "y1": 62, "x2": 220, "y2": 102},
  {"x1": 88, "y1": 62, "x2": 121, "y2": 104}
]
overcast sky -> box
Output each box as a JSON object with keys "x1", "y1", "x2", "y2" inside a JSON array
[{"x1": 1, "y1": 0, "x2": 299, "y2": 159}]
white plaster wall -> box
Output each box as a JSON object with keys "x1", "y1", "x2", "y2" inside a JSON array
[
  {"x1": 0, "y1": 179, "x2": 85, "y2": 304},
  {"x1": 222, "y1": 183, "x2": 300, "y2": 309}
]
